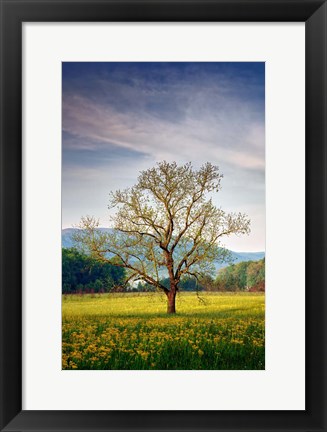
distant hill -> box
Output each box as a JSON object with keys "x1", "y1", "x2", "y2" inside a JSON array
[
  {"x1": 62, "y1": 227, "x2": 116, "y2": 249},
  {"x1": 62, "y1": 228, "x2": 264, "y2": 270},
  {"x1": 213, "y1": 251, "x2": 264, "y2": 270}
]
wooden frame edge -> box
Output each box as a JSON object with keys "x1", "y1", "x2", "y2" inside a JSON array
[{"x1": 0, "y1": 1, "x2": 326, "y2": 431}]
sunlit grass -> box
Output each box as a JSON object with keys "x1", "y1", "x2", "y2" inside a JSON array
[{"x1": 62, "y1": 292, "x2": 265, "y2": 370}]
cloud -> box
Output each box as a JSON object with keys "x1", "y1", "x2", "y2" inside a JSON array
[
  {"x1": 62, "y1": 62, "x2": 265, "y2": 251},
  {"x1": 62, "y1": 95, "x2": 264, "y2": 171}
]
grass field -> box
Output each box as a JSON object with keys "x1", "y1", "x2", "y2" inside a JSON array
[{"x1": 62, "y1": 292, "x2": 265, "y2": 370}]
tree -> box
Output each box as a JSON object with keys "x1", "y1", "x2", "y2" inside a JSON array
[
  {"x1": 247, "y1": 258, "x2": 265, "y2": 291},
  {"x1": 74, "y1": 161, "x2": 250, "y2": 313},
  {"x1": 62, "y1": 247, "x2": 125, "y2": 293},
  {"x1": 215, "y1": 258, "x2": 265, "y2": 292}
]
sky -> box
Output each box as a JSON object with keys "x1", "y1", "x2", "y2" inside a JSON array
[{"x1": 62, "y1": 62, "x2": 265, "y2": 252}]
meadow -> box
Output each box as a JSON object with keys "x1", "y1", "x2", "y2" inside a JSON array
[{"x1": 62, "y1": 292, "x2": 265, "y2": 370}]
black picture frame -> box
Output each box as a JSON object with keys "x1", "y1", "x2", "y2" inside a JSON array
[{"x1": 0, "y1": 1, "x2": 326, "y2": 431}]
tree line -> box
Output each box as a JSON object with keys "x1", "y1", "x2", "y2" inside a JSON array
[
  {"x1": 214, "y1": 258, "x2": 265, "y2": 292},
  {"x1": 137, "y1": 258, "x2": 265, "y2": 293},
  {"x1": 62, "y1": 248, "x2": 125, "y2": 293},
  {"x1": 62, "y1": 247, "x2": 264, "y2": 294}
]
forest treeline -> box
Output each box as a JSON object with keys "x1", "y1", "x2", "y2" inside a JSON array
[
  {"x1": 137, "y1": 258, "x2": 265, "y2": 292},
  {"x1": 62, "y1": 248, "x2": 265, "y2": 294},
  {"x1": 215, "y1": 258, "x2": 265, "y2": 292},
  {"x1": 62, "y1": 248, "x2": 125, "y2": 293}
]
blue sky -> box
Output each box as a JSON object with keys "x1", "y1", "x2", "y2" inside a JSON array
[{"x1": 62, "y1": 62, "x2": 265, "y2": 252}]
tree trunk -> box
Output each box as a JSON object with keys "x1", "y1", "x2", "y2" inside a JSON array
[
  {"x1": 167, "y1": 289, "x2": 177, "y2": 314},
  {"x1": 165, "y1": 253, "x2": 177, "y2": 313}
]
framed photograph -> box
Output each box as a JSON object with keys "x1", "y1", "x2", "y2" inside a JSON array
[{"x1": 0, "y1": 0, "x2": 326, "y2": 431}]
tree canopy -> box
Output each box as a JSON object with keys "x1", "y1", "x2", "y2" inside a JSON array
[
  {"x1": 215, "y1": 258, "x2": 265, "y2": 292},
  {"x1": 62, "y1": 247, "x2": 125, "y2": 293},
  {"x1": 74, "y1": 161, "x2": 250, "y2": 313}
]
